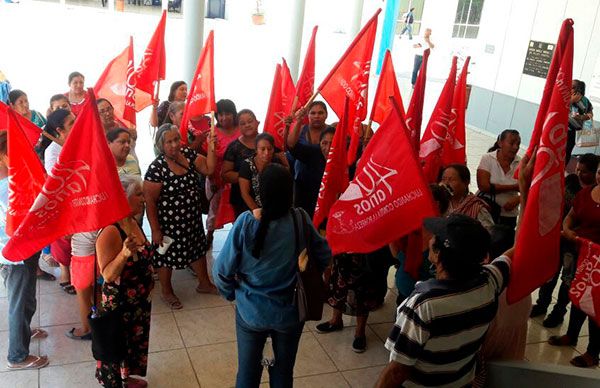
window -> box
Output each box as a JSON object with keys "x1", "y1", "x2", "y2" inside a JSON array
[
  {"x1": 396, "y1": 0, "x2": 426, "y2": 36},
  {"x1": 453, "y1": 0, "x2": 484, "y2": 39}
]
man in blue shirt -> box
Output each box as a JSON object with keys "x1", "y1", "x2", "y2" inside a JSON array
[{"x1": 399, "y1": 7, "x2": 415, "y2": 40}]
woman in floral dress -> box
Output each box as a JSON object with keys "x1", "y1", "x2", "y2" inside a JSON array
[{"x1": 95, "y1": 175, "x2": 154, "y2": 387}]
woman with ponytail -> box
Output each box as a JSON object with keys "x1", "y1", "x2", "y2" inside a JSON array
[{"x1": 213, "y1": 164, "x2": 331, "y2": 388}]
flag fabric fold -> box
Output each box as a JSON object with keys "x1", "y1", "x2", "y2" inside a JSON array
[
  {"x1": 569, "y1": 238, "x2": 600, "y2": 326},
  {"x1": 405, "y1": 48, "x2": 430, "y2": 153},
  {"x1": 507, "y1": 19, "x2": 574, "y2": 304},
  {"x1": 2, "y1": 90, "x2": 131, "y2": 262},
  {"x1": 94, "y1": 37, "x2": 138, "y2": 126},
  {"x1": 419, "y1": 56, "x2": 457, "y2": 183},
  {"x1": 294, "y1": 26, "x2": 317, "y2": 114},
  {"x1": 134, "y1": 9, "x2": 167, "y2": 110},
  {"x1": 180, "y1": 31, "x2": 216, "y2": 144},
  {"x1": 263, "y1": 64, "x2": 286, "y2": 150},
  {"x1": 280, "y1": 59, "x2": 297, "y2": 118},
  {"x1": 370, "y1": 50, "x2": 405, "y2": 124},
  {"x1": 313, "y1": 97, "x2": 350, "y2": 228},
  {"x1": 0, "y1": 102, "x2": 41, "y2": 147},
  {"x1": 5, "y1": 108, "x2": 46, "y2": 236},
  {"x1": 441, "y1": 56, "x2": 470, "y2": 166},
  {"x1": 326, "y1": 99, "x2": 437, "y2": 255},
  {"x1": 318, "y1": 9, "x2": 380, "y2": 166}
]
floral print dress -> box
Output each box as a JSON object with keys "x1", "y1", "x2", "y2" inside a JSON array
[{"x1": 96, "y1": 223, "x2": 154, "y2": 387}]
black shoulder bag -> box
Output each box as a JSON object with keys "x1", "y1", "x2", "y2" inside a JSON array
[
  {"x1": 477, "y1": 185, "x2": 502, "y2": 223},
  {"x1": 291, "y1": 208, "x2": 327, "y2": 322}
]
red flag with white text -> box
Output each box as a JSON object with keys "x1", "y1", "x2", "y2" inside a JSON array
[
  {"x1": 318, "y1": 9, "x2": 380, "y2": 165},
  {"x1": 135, "y1": 10, "x2": 166, "y2": 110},
  {"x1": 441, "y1": 56, "x2": 470, "y2": 166},
  {"x1": 281, "y1": 59, "x2": 297, "y2": 118},
  {"x1": 5, "y1": 108, "x2": 46, "y2": 236},
  {"x1": 405, "y1": 49, "x2": 430, "y2": 153},
  {"x1": 419, "y1": 56, "x2": 457, "y2": 183},
  {"x1": 295, "y1": 25, "x2": 317, "y2": 117},
  {"x1": 569, "y1": 238, "x2": 600, "y2": 326},
  {"x1": 180, "y1": 31, "x2": 216, "y2": 144},
  {"x1": 94, "y1": 37, "x2": 137, "y2": 126},
  {"x1": 0, "y1": 102, "x2": 41, "y2": 147},
  {"x1": 326, "y1": 100, "x2": 437, "y2": 255},
  {"x1": 370, "y1": 50, "x2": 405, "y2": 124},
  {"x1": 507, "y1": 20, "x2": 573, "y2": 303},
  {"x1": 313, "y1": 97, "x2": 350, "y2": 228},
  {"x1": 263, "y1": 64, "x2": 286, "y2": 149},
  {"x1": 2, "y1": 90, "x2": 131, "y2": 261}
]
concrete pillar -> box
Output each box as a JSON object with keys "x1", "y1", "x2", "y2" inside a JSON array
[
  {"x1": 162, "y1": 0, "x2": 168, "y2": 11},
  {"x1": 108, "y1": 0, "x2": 115, "y2": 12},
  {"x1": 183, "y1": 0, "x2": 206, "y2": 84},
  {"x1": 349, "y1": 0, "x2": 365, "y2": 38},
  {"x1": 287, "y1": 0, "x2": 307, "y2": 82},
  {"x1": 376, "y1": 0, "x2": 400, "y2": 74}
]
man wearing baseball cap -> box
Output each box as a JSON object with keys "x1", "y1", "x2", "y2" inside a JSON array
[{"x1": 376, "y1": 214, "x2": 512, "y2": 387}]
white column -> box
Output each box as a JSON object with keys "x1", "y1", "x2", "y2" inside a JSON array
[
  {"x1": 161, "y1": 0, "x2": 168, "y2": 11},
  {"x1": 349, "y1": 0, "x2": 365, "y2": 37},
  {"x1": 60, "y1": 0, "x2": 66, "y2": 5},
  {"x1": 287, "y1": 0, "x2": 307, "y2": 82},
  {"x1": 183, "y1": 0, "x2": 206, "y2": 84},
  {"x1": 108, "y1": 0, "x2": 115, "y2": 12}
]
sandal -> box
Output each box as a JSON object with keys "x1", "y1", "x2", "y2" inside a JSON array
[
  {"x1": 7, "y1": 355, "x2": 49, "y2": 370},
  {"x1": 65, "y1": 328, "x2": 92, "y2": 340},
  {"x1": 196, "y1": 284, "x2": 219, "y2": 295},
  {"x1": 161, "y1": 294, "x2": 183, "y2": 310},
  {"x1": 31, "y1": 328, "x2": 48, "y2": 340},
  {"x1": 548, "y1": 334, "x2": 577, "y2": 347},
  {"x1": 37, "y1": 270, "x2": 56, "y2": 281},
  {"x1": 570, "y1": 353, "x2": 599, "y2": 368},
  {"x1": 59, "y1": 282, "x2": 76, "y2": 295}
]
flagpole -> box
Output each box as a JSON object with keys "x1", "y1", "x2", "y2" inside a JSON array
[
  {"x1": 301, "y1": 91, "x2": 320, "y2": 111},
  {"x1": 210, "y1": 111, "x2": 216, "y2": 153},
  {"x1": 363, "y1": 119, "x2": 372, "y2": 143},
  {"x1": 42, "y1": 131, "x2": 61, "y2": 145}
]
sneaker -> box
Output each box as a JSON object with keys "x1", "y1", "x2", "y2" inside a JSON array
[
  {"x1": 352, "y1": 336, "x2": 367, "y2": 353},
  {"x1": 315, "y1": 321, "x2": 343, "y2": 334},
  {"x1": 543, "y1": 312, "x2": 565, "y2": 328},
  {"x1": 529, "y1": 304, "x2": 547, "y2": 318}
]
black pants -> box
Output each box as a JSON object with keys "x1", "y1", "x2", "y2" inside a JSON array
[
  {"x1": 566, "y1": 129, "x2": 576, "y2": 164},
  {"x1": 535, "y1": 239, "x2": 577, "y2": 316},
  {"x1": 411, "y1": 55, "x2": 423, "y2": 86},
  {"x1": 567, "y1": 306, "x2": 600, "y2": 358}
]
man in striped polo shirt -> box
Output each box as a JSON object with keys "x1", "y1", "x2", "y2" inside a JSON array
[{"x1": 376, "y1": 214, "x2": 512, "y2": 387}]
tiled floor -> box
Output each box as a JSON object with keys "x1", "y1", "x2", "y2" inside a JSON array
[{"x1": 1, "y1": 129, "x2": 598, "y2": 387}]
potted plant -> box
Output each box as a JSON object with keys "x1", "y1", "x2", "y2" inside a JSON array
[{"x1": 252, "y1": 0, "x2": 265, "y2": 25}]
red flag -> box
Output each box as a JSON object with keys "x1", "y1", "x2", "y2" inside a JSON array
[
  {"x1": 318, "y1": 9, "x2": 380, "y2": 165},
  {"x1": 135, "y1": 9, "x2": 167, "y2": 102},
  {"x1": 180, "y1": 31, "x2": 216, "y2": 144},
  {"x1": 0, "y1": 102, "x2": 41, "y2": 147},
  {"x1": 2, "y1": 90, "x2": 130, "y2": 261},
  {"x1": 94, "y1": 37, "x2": 137, "y2": 126},
  {"x1": 569, "y1": 238, "x2": 600, "y2": 326},
  {"x1": 294, "y1": 26, "x2": 317, "y2": 115},
  {"x1": 280, "y1": 59, "x2": 296, "y2": 117},
  {"x1": 441, "y1": 56, "x2": 470, "y2": 166},
  {"x1": 263, "y1": 64, "x2": 286, "y2": 149},
  {"x1": 507, "y1": 20, "x2": 573, "y2": 304},
  {"x1": 419, "y1": 56, "x2": 457, "y2": 183},
  {"x1": 405, "y1": 49, "x2": 430, "y2": 153},
  {"x1": 325, "y1": 99, "x2": 437, "y2": 255},
  {"x1": 370, "y1": 50, "x2": 405, "y2": 124},
  {"x1": 313, "y1": 97, "x2": 350, "y2": 228},
  {"x1": 5, "y1": 109, "x2": 46, "y2": 236},
  {"x1": 214, "y1": 185, "x2": 235, "y2": 229}
]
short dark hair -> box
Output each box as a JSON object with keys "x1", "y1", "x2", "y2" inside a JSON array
[
  {"x1": 106, "y1": 128, "x2": 130, "y2": 143},
  {"x1": 167, "y1": 81, "x2": 187, "y2": 102},
  {"x1": 255, "y1": 133, "x2": 275, "y2": 148},
  {"x1": 488, "y1": 129, "x2": 520, "y2": 152},
  {"x1": 237, "y1": 109, "x2": 256, "y2": 122},
  {"x1": 68, "y1": 71, "x2": 84, "y2": 84},
  {"x1": 308, "y1": 100, "x2": 327, "y2": 114},
  {"x1": 8, "y1": 89, "x2": 26, "y2": 105},
  {"x1": 216, "y1": 99, "x2": 238, "y2": 126},
  {"x1": 96, "y1": 98, "x2": 113, "y2": 107},
  {"x1": 429, "y1": 183, "x2": 451, "y2": 215},
  {"x1": 573, "y1": 79, "x2": 586, "y2": 95},
  {"x1": 444, "y1": 164, "x2": 471, "y2": 185},
  {"x1": 319, "y1": 127, "x2": 336, "y2": 141},
  {"x1": 578, "y1": 153, "x2": 599, "y2": 173}
]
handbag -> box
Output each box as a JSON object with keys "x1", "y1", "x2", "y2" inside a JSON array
[
  {"x1": 575, "y1": 121, "x2": 600, "y2": 148},
  {"x1": 477, "y1": 187, "x2": 501, "y2": 223},
  {"x1": 291, "y1": 208, "x2": 327, "y2": 322},
  {"x1": 87, "y1": 255, "x2": 126, "y2": 363}
]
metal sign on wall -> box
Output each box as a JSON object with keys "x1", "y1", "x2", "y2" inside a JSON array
[{"x1": 523, "y1": 40, "x2": 555, "y2": 78}]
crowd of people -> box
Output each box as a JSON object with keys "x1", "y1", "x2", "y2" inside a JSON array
[{"x1": 0, "y1": 70, "x2": 599, "y2": 388}]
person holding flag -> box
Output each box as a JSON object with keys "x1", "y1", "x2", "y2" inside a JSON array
[
  {"x1": 0, "y1": 130, "x2": 49, "y2": 370},
  {"x1": 150, "y1": 80, "x2": 187, "y2": 128}
]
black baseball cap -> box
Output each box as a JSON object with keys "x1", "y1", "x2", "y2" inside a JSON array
[{"x1": 424, "y1": 214, "x2": 490, "y2": 261}]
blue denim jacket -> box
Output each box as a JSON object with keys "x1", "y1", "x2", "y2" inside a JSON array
[{"x1": 213, "y1": 210, "x2": 331, "y2": 331}]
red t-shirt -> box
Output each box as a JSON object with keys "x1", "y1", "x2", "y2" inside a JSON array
[
  {"x1": 206, "y1": 127, "x2": 240, "y2": 187},
  {"x1": 573, "y1": 186, "x2": 600, "y2": 244},
  {"x1": 64, "y1": 92, "x2": 85, "y2": 116}
]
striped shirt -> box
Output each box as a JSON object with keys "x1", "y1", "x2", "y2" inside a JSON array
[{"x1": 385, "y1": 256, "x2": 511, "y2": 387}]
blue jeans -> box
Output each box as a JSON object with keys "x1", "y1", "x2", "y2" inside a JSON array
[
  {"x1": 1, "y1": 254, "x2": 40, "y2": 363},
  {"x1": 235, "y1": 312, "x2": 304, "y2": 388},
  {"x1": 400, "y1": 24, "x2": 413, "y2": 39},
  {"x1": 411, "y1": 55, "x2": 423, "y2": 86}
]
